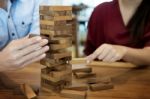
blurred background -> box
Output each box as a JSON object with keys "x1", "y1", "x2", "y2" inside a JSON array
[{"x1": 41, "y1": 0, "x2": 112, "y2": 57}]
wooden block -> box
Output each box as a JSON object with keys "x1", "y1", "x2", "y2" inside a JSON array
[
  {"x1": 20, "y1": 84, "x2": 37, "y2": 99},
  {"x1": 86, "y1": 77, "x2": 112, "y2": 84},
  {"x1": 71, "y1": 58, "x2": 137, "y2": 68},
  {"x1": 89, "y1": 83, "x2": 114, "y2": 91},
  {"x1": 61, "y1": 90, "x2": 86, "y2": 99},
  {"x1": 41, "y1": 83, "x2": 61, "y2": 93},
  {"x1": 49, "y1": 37, "x2": 72, "y2": 44},
  {"x1": 74, "y1": 72, "x2": 96, "y2": 79},
  {"x1": 49, "y1": 65, "x2": 72, "y2": 78},
  {"x1": 41, "y1": 29, "x2": 72, "y2": 37},
  {"x1": 29, "y1": 34, "x2": 39, "y2": 38},
  {"x1": 40, "y1": 10, "x2": 72, "y2": 16},
  {"x1": 72, "y1": 67, "x2": 92, "y2": 73},
  {"x1": 41, "y1": 78, "x2": 66, "y2": 86},
  {"x1": 64, "y1": 83, "x2": 88, "y2": 91},
  {"x1": 40, "y1": 20, "x2": 66, "y2": 26},
  {"x1": 40, "y1": 6, "x2": 72, "y2": 11},
  {"x1": 51, "y1": 51, "x2": 71, "y2": 59},
  {"x1": 53, "y1": 64, "x2": 68, "y2": 71},
  {"x1": 40, "y1": 58, "x2": 67, "y2": 67},
  {"x1": 41, "y1": 73, "x2": 68, "y2": 83},
  {"x1": 40, "y1": 16, "x2": 72, "y2": 21},
  {"x1": 50, "y1": 42, "x2": 72, "y2": 50},
  {"x1": 41, "y1": 24, "x2": 72, "y2": 31}
]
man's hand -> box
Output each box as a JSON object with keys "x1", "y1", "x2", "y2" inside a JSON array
[
  {"x1": 86, "y1": 44, "x2": 127, "y2": 63},
  {"x1": 0, "y1": 0, "x2": 8, "y2": 10},
  {"x1": 0, "y1": 36, "x2": 49, "y2": 71}
]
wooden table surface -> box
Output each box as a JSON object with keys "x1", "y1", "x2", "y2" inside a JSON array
[{"x1": 0, "y1": 63, "x2": 150, "y2": 99}]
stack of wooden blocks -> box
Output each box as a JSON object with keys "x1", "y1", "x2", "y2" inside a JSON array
[{"x1": 39, "y1": 6, "x2": 73, "y2": 93}]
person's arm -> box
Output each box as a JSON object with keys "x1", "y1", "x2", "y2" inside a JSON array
[
  {"x1": 29, "y1": 0, "x2": 43, "y2": 35},
  {"x1": 86, "y1": 44, "x2": 150, "y2": 66},
  {"x1": 123, "y1": 47, "x2": 150, "y2": 65},
  {"x1": 0, "y1": 36, "x2": 49, "y2": 72}
]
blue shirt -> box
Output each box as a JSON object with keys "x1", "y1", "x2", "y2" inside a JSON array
[{"x1": 0, "y1": 0, "x2": 43, "y2": 49}]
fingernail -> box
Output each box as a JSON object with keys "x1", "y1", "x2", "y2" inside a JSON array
[{"x1": 45, "y1": 46, "x2": 49, "y2": 50}]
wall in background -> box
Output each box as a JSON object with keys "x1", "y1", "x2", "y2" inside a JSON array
[
  {"x1": 42, "y1": 0, "x2": 112, "y2": 6},
  {"x1": 62, "y1": 0, "x2": 112, "y2": 7}
]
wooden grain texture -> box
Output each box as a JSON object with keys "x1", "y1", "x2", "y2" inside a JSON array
[
  {"x1": 89, "y1": 83, "x2": 114, "y2": 91},
  {"x1": 40, "y1": 6, "x2": 72, "y2": 11},
  {"x1": 20, "y1": 84, "x2": 37, "y2": 99},
  {"x1": 0, "y1": 63, "x2": 150, "y2": 99},
  {"x1": 50, "y1": 42, "x2": 72, "y2": 50},
  {"x1": 61, "y1": 89, "x2": 87, "y2": 99},
  {"x1": 71, "y1": 58, "x2": 137, "y2": 68},
  {"x1": 74, "y1": 72, "x2": 96, "y2": 79},
  {"x1": 72, "y1": 67, "x2": 92, "y2": 73},
  {"x1": 64, "y1": 83, "x2": 88, "y2": 91},
  {"x1": 86, "y1": 77, "x2": 112, "y2": 84}
]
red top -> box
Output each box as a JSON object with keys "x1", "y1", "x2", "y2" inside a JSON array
[{"x1": 84, "y1": 0, "x2": 150, "y2": 55}]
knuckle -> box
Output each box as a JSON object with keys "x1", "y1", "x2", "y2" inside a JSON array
[{"x1": 13, "y1": 61, "x2": 22, "y2": 67}]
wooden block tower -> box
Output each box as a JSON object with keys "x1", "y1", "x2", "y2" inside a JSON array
[{"x1": 40, "y1": 6, "x2": 73, "y2": 93}]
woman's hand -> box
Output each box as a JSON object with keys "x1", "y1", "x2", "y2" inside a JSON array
[
  {"x1": 0, "y1": 36, "x2": 49, "y2": 71},
  {"x1": 86, "y1": 44, "x2": 127, "y2": 63},
  {"x1": 0, "y1": 0, "x2": 8, "y2": 10}
]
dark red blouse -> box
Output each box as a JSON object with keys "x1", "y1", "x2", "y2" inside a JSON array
[{"x1": 84, "y1": 0, "x2": 150, "y2": 55}]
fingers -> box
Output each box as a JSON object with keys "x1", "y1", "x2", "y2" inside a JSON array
[
  {"x1": 102, "y1": 49, "x2": 116, "y2": 62},
  {"x1": 14, "y1": 36, "x2": 42, "y2": 50},
  {"x1": 19, "y1": 46, "x2": 49, "y2": 65},
  {"x1": 16, "y1": 39, "x2": 48, "y2": 58},
  {"x1": 97, "y1": 46, "x2": 112, "y2": 60},
  {"x1": 86, "y1": 44, "x2": 124, "y2": 63},
  {"x1": 86, "y1": 45, "x2": 106, "y2": 62},
  {"x1": 21, "y1": 54, "x2": 46, "y2": 67}
]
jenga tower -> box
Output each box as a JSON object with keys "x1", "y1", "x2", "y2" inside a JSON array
[{"x1": 40, "y1": 6, "x2": 73, "y2": 93}]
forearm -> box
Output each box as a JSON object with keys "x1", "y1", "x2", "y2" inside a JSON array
[{"x1": 123, "y1": 47, "x2": 150, "y2": 66}]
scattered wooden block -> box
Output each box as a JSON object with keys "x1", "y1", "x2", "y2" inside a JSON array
[
  {"x1": 74, "y1": 72, "x2": 96, "y2": 79},
  {"x1": 86, "y1": 77, "x2": 112, "y2": 84},
  {"x1": 64, "y1": 83, "x2": 88, "y2": 91},
  {"x1": 89, "y1": 83, "x2": 114, "y2": 91},
  {"x1": 20, "y1": 84, "x2": 37, "y2": 99},
  {"x1": 61, "y1": 89, "x2": 86, "y2": 99},
  {"x1": 72, "y1": 67, "x2": 92, "y2": 73}
]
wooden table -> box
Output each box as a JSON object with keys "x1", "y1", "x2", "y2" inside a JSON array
[{"x1": 0, "y1": 63, "x2": 150, "y2": 99}]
